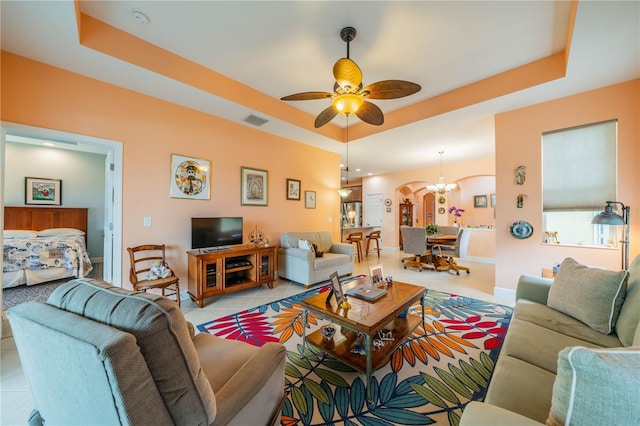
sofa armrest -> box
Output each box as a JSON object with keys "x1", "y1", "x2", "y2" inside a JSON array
[
  {"x1": 330, "y1": 242, "x2": 354, "y2": 256},
  {"x1": 516, "y1": 275, "x2": 553, "y2": 305},
  {"x1": 460, "y1": 402, "x2": 543, "y2": 426},
  {"x1": 278, "y1": 247, "x2": 314, "y2": 261},
  {"x1": 211, "y1": 342, "x2": 286, "y2": 426}
]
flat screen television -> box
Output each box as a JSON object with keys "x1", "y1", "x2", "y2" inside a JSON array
[{"x1": 191, "y1": 217, "x2": 243, "y2": 250}]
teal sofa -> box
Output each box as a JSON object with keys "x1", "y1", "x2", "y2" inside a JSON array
[
  {"x1": 8, "y1": 278, "x2": 286, "y2": 425},
  {"x1": 461, "y1": 256, "x2": 640, "y2": 425}
]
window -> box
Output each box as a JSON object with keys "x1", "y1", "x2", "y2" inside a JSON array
[{"x1": 542, "y1": 120, "x2": 618, "y2": 247}]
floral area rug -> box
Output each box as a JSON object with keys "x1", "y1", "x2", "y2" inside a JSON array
[{"x1": 197, "y1": 282, "x2": 513, "y2": 426}]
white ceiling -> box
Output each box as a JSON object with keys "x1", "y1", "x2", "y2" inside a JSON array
[{"x1": 1, "y1": 1, "x2": 638, "y2": 181}]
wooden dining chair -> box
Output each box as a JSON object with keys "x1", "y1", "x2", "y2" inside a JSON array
[
  {"x1": 127, "y1": 244, "x2": 181, "y2": 307},
  {"x1": 431, "y1": 228, "x2": 471, "y2": 275}
]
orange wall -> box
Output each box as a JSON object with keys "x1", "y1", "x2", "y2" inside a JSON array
[
  {"x1": 1, "y1": 52, "x2": 342, "y2": 287},
  {"x1": 495, "y1": 79, "x2": 640, "y2": 292}
]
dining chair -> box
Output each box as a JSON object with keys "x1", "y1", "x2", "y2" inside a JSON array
[
  {"x1": 431, "y1": 228, "x2": 471, "y2": 275},
  {"x1": 400, "y1": 226, "x2": 435, "y2": 272}
]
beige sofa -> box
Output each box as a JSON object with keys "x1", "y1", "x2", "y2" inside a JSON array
[
  {"x1": 278, "y1": 231, "x2": 354, "y2": 286},
  {"x1": 8, "y1": 278, "x2": 286, "y2": 426},
  {"x1": 460, "y1": 256, "x2": 640, "y2": 425}
]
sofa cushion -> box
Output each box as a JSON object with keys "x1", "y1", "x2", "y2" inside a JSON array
[
  {"x1": 47, "y1": 278, "x2": 216, "y2": 426},
  {"x1": 484, "y1": 355, "x2": 556, "y2": 423},
  {"x1": 548, "y1": 258, "x2": 628, "y2": 334},
  {"x1": 616, "y1": 255, "x2": 640, "y2": 346},
  {"x1": 500, "y1": 317, "x2": 609, "y2": 374},
  {"x1": 313, "y1": 252, "x2": 350, "y2": 271},
  {"x1": 547, "y1": 346, "x2": 640, "y2": 426},
  {"x1": 512, "y1": 300, "x2": 622, "y2": 348}
]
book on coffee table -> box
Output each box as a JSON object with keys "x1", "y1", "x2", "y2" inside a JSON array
[{"x1": 345, "y1": 284, "x2": 387, "y2": 301}]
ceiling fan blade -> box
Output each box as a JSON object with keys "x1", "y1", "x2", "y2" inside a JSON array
[
  {"x1": 314, "y1": 105, "x2": 339, "y2": 128},
  {"x1": 281, "y1": 91, "x2": 333, "y2": 101},
  {"x1": 333, "y1": 58, "x2": 362, "y2": 91},
  {"x1": 355, "y1": 101, "x2": 384, "y2": 126},
  {"x1": 361, "y1": 80, "x2": 421, "y2": 99}
]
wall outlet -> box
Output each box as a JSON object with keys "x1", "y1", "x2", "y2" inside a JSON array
[{"x1": 143, "y1": 216, "x2": 152, "y2": 227}]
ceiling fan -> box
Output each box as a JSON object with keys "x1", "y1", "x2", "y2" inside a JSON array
[{"x1": 281, "y1": 26, "x2": 422, "y2": 128}]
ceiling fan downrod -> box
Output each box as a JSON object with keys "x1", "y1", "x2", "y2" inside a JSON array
[{"x1": 340, "y1": 26, "x2": 356, "y2": 59}]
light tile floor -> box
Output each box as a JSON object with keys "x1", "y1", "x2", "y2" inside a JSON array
[{"x1": 1, "y1": 251, "x2": 512, "y2": 425}]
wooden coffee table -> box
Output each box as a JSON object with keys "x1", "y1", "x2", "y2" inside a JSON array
[{"x1": 300, "y1": 278, "x2": 426, "y2": 401}]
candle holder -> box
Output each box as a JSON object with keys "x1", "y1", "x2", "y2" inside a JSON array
[{"x1": 248, "y1": 225, "x2": 265, "y2": 246}]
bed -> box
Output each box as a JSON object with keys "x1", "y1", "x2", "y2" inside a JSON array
[{"x1": 3, "y1": 206, "x2": 93, "y2": 289}]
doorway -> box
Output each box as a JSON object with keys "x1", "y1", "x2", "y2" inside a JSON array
[
  {"x1": 1, "y1": 122, "x2": 123, "y2": 286},
  {"x1": 423, "y1": 192, "x2": 435, "y2": 225}
]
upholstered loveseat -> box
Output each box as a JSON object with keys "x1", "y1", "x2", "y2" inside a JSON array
[
  {"x1": 461, "y1": 256, "x2": 640, "y2": 425},
  {"x1": 278, "y1": 231, "x2": 354, "y2": 286},
  {"x1": 8, "y1": 278, "x2": 286, "y2": 426}
]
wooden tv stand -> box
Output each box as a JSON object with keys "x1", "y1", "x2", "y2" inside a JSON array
[{"x1": 187, "y1": 244, "x2": 276, "y2": 308}]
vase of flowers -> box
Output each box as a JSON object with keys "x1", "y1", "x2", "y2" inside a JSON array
[{"x1": 449, "y1": 206, "x2": 465, "y2": 226}]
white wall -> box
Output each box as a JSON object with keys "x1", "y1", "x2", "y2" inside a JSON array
[{"x1": 4, "y1": 143, "x2": 106, "y2": 257}]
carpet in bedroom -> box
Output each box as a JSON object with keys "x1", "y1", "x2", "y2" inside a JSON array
[
  {"x1": 197, "y1": 285, "x2": 513, "y2": 426},
  {"x1": 2, "y1": 261, "x2": 103, "y2": 311}
]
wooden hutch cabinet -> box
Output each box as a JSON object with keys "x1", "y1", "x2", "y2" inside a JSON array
[
  {"x1": 399, "y1": 200, "x2": 414, "y2": 250},
  {"x1": 187, "y1": 244, "x2": 276, "y2": 308}
]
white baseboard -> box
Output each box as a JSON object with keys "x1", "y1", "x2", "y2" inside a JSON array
[{"x1": 494, "y1": 286, "x2": 516, "y2": 303}]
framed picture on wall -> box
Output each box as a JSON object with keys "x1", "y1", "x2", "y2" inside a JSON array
[
  {"x1": 170, "y1": 154, "x2": 211, "y2": 200},
  {"x1": 305, "y1": 190, "x2": 316, "y2": 209},
  {"x1": 474, "y1": 195, "x2": 488, "y2": 208},
  {"x1": 241, "y1": 166, "x2": 268, "y2": 206},
  {"x1": 25, "y1": 177, "x2": 62, "y2": 205},
  {"x1": 490, "y1": 193, "x2": 496, "y2": 207},
  {"x1": 286, "y1": 178, "x2": 301, "y2": 200}
]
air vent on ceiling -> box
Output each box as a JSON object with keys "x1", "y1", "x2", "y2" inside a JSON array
[{"x1": 243, "y1": 114, "x2": 269, "y2": 127}]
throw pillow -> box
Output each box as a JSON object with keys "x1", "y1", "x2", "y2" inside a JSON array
[
  {"x1": 615, "y1": 255, "x2": 640, "y2": 346},
  {"x1": 298, "y1": 239, "x2": 316, "y2": 256},
  {"x1": 546, "y1": 346, "x2": 640, "y2": 426},
  {"x1": 548, "y1": 258, "x2": 628, "y2": 334},
  {"x1": 312, "y1": 243, "x2": 324, "y2": 258}
]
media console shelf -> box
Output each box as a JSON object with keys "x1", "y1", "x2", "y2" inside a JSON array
[{"x1": 187, "y1": 244, "x2": 276, "y2": 308}]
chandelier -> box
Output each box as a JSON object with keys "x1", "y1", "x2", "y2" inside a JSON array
[{"x1": 426, "y1": 151, "x2": 457, "y2": 194}]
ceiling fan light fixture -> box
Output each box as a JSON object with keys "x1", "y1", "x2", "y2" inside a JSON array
[
  {"x1": 332, "y1": 94, "x2": 364, "y2": 115},
  {"x1": 338, "y1": 188, "x2": 353, "y2": 197}
]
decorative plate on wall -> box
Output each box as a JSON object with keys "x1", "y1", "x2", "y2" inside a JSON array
[
  {"x1": 438, "y1": 196, "x2": 446, "y2": 204},
  {"x1": 384, "y1": 198, "x2": 392, "y2": 206},
  {"x1": 509, "y1": 221, "x2": 533, "y2": 239},
  {"x1": 438, "y1": 207, "x2": 446, "y2": 214}
]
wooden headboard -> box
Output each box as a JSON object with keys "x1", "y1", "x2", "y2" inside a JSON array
[{"x1": 4, "y1": 206, "x2": 89, "y2": 242}]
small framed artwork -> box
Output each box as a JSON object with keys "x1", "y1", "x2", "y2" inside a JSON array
[
  {"x1": 241, "y1": 167, "x2": 268, "y2": 206},
  {"x1": 369, "y1": 264, "x2": 385, "y2": 286},
  {"x1": 305, "y1": 190, "x2": 316, "y2": 209},
  {"x1": 490, "y1": 194, "x2": 496, "y2": 207},
  {"x1": 170, "y1": 154, "x2": 210, "y2": 200},
  {"x1": 286, "y1": 178, "x2": 301, "y2": 200},
  {"x1": 25, "y1": 177, "x2": 62, "y2": 205},
  {"x1": 329, "y1": 271, "x2": 344, "y2": 306},
  {"x1": 474, "y1": 195, "x2": 488, "y2": 208}
]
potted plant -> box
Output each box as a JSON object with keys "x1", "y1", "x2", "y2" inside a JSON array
[
  {"x1": 425, "y1": 224, "x2": 440, "y2": 236},
  {"x1": 449, "y1": 206, "x2": 465, "y2": 226}
]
